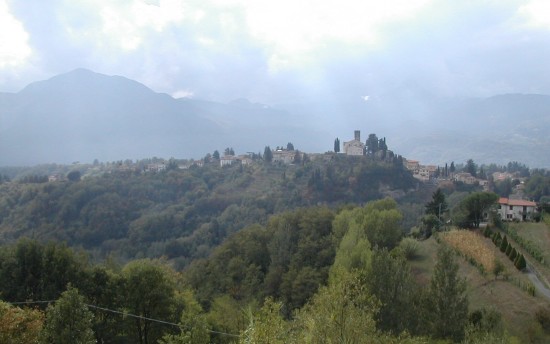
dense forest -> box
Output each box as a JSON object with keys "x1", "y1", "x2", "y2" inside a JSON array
[
  {"x1": 0, "y1": 200, "x2": 508, "y2": 343},
  {"x1": 0, "y1": 154, "x2": 416, "y2": 267}
]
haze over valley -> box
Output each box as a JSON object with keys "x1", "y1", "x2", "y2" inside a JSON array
[{"x1": 1, "y1": 68, "x2": 549, "y2": 167}]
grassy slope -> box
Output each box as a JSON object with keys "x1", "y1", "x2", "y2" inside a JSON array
[{"x1": 410, "y1": 233, "x2": 550, "y2": 341}]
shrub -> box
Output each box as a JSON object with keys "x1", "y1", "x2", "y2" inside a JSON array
[
  {"x1": 499, "y1": 236, "x2": 508, "y2": 253},
  {"x1": 492, "y1": 232, "x2": 502, "y2": 247},
  {"x1": 492, "y1": 259, "x2": 505, "y2": 280},
  {"x1": 515, "y1": 254, "x2": 527, "y2": 270},
  {"x1": 399, "y1": 237, "x2": 419, "y2": 260},
  {"x1": 505, "y1": 243, "x2": 512, "y2": 256},
  {"x1": 509, "y1": 248, "x2": 517, "y2": 261},
  {"x1": 483, "y1": 227, "x2": 492, "y2": 238}
]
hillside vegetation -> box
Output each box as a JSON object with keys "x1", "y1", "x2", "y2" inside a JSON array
[{"x1": 0, "y1": 155, "x2": 415, "y2": 266}]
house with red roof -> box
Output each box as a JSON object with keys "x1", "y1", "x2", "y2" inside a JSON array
[{"x1": 497, "y1": 197, "x2": 537, "y2": 222}]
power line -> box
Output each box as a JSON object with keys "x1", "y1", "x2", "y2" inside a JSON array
[{"x1": 7, "y1": 300, "x2": 240, "y2": 338}]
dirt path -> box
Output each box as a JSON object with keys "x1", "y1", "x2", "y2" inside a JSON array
[{"x1": 526, "y1": 263, "x2": 550, "y2": 300}]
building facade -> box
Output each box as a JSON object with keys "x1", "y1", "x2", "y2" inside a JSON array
[
  {"x1": 343, "y1": 130, "x2": 365, "y2": 156},
  {"x1": 497, "y1": 197, "x2": 537, "y2": 221}
]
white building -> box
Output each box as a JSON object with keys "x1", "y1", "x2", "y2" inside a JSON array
[
  {"x1": 220, "y1": 155, "x2": 236, "y2": 167},
  {"x1": 272, "y1": 150, "x2": 297, "y2": 164},
  {"x1": 343, "y1": 130, "x2": 365, "y2": 156},
  {"x1": 497, "y1": 197, "x2": 537, "y2": 221},
  {"x1": 145, "y1": 163, "x2": 166, "y2": 173}
]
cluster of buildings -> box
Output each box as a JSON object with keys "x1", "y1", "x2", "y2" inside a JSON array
[{"x1": 403, "y1": 160, "x2": 438, "y2": 182}]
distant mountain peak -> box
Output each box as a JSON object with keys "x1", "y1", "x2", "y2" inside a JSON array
[{"x1": 18, "y1": 68, "x2": 155, "y2": 97}]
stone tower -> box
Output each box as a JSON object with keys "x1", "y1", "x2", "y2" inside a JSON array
[{"x1": 354, "y1": 130, "x2": 360, "y2": 141}]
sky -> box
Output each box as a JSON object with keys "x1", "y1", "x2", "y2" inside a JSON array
[{"x1": 1, "y1": 0, "x2": 550, "y2": 104}]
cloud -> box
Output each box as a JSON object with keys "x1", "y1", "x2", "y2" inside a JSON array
[
  {"x1": 0, "y1": 0, "x2": 31, "y2": 68},
  {"x1": 519, "y1": 0, "x2": 550, "y2": 30},
  {"x1": 2, "y1": 0, "x2": 550, "y2": 103}
]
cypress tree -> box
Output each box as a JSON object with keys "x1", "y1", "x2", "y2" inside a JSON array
[
  {"x1": 515, "y1": 254, "x2": 527, "y2": 270},
  {"x1": 505, "y1": 243, "x2": 513, "y2": 256},
  {"x1": 510, "y1": 248, "x2": 518, "y2": 262},
  {"x1": 500, "y1": 236, "x2": 508, "y2": 253}
]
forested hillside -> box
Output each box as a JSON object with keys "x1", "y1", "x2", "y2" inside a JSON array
[{"x1": 0, "y1": 154, "x2": 416, "y2": 266}]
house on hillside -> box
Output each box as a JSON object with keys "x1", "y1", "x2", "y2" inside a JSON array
[
  {"x1": 497, "y1": 197, "x2": 537, "y2": 221},
  {"x1": 220, "y1": 155, "x2": 236, "y2": 167},
  {"x1": 454, "y1": 172, "x2": 477, "y2": 185},
  {"x1": 145, "y1": 163, "x2": 166, "y2": 173},
  {"x1": 343, "y1": 130, "x2": 365, "y2": 156},
  {"x1": 272, "y1": 149, "x2": 297, "y2": 164},
  {"x1": 405, "y1": 159, "x2": 420, "y2": 171}
]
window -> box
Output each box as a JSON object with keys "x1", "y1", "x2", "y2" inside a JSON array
[{"x1": 509, "y1": 205, "x2": 513, "y2": 210}]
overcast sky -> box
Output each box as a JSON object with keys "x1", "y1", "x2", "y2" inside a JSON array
[{"x1": 1, "y1": 0, "x2": 550, "y2": 104}]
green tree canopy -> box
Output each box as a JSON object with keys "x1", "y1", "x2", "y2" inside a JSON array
[
  {"x1": 465, "y1": 159, "x2": 477, "y2": 177},
  {"x1": 263, "y1": 146, "x2": 272, "y2": 162},
  {"x1": 212, "y1": 150, "x2": 220, "y2": 160},
  {"x1": 425, "y1": 188, "x2": 448, "y2": 218},
  {"x1": 122, "y1": 259, "x2": 177, "y2": 344},
  {"x1": 41, "y1": 286, "x2": 95, "y2": 344},
  {"x1": 454, "y1": 192, "x2": 499, "y2": 228},
  {"x1": 429, "y1": 246, "x2": 468, "y2": 342}
]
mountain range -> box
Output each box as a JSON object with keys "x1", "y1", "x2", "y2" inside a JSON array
[{"x1": 1, "y1": 69, "x2": 549, "y2": 167}]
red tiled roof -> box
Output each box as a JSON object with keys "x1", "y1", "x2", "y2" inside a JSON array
[{"x1": 498, "y1": 197, "x2": 537, "y2": 207}]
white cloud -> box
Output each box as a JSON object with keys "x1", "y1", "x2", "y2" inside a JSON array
[
  {"x1": 362, "y1": 95, "x2": 370, "y2": 101},
  {"x1": 240, "y1": 0, "x2": 432, "y2": 70},
  {"x1": 518, "y1": 0, "x2": 550, "y2": 30},
  {"x1": 0, "y1": 0, "x2": 31, "y2": 68}
]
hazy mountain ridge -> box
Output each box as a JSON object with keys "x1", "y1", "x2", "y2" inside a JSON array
[
  {"x1": 1, "y1": 69, "x2": 549, "y2": 167},
  {"x1": 0, "y1": 69, "x2": 316, "y2": 165}
]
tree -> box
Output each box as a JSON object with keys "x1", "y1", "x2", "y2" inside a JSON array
[
  {"x1": 212, "y1": 150, "x2": 220, "y2": 160},
  {"x1": 499, "y1": 236, "x2": 508, "y2": 253},
  {"x1": 465, "y1": 159, "x2": 477, "y2": 177},
  {"x1": 122, "y1": 260, "x2": 176, "y2": 344},
  {"x1": 67, "y1": 170, "x2": 81, "y2": 182},
  {"x1": 224, "y1": 148, "x2": 235, "y2": 156},
  {"x1": 41, "y1": 286, "x2": 95, "y2": 344},
  {"x1": 425, "y1": 188, "x2": 448, "y2": 219},
  {"x1": 515, "y1": 254, "x2": 526, "y2": 270},
  {"x1": 353, "y1": 198, "x2": 403, "y2": 249},
  {"x1": 159, "y1": 290, "x2": 210, "y2": 344},
  {"x1": 429, "y1": 246, "x2": 468, "y2": 342},
  {"x1": 492, "y1": 259, "x2": 505, "y2": 280},
  {"x1": 455, "y1": 192, "x2": 499, "y2": 228},
  {"x1": 263, "y1": 146, "x2": 273, "y2": 163},
  {"x1": 286, "y1": 142, "x2": 294, "y2": 151},
  {"x1": 366, "y1": 133, "x2": 379, "y2": 155},
  {"x1": 0, "y1": 301, "x2": 44, "y2": 344},
  {"x1": 239, "y1": 298, "x2": 288, "y2": 344},
  {"x1": 297, "y1": 269, "x2": 378, "y2": 343},
  {"x1": 334, "y1": 138, "x2": 340, "y2": 153},
  {"x1": 367, "y1": 249, "x2": 421, "y2": 334},
  {"x1": 450, "y1": 161, "x2": 456, "y2": 174},
  {"x1": 421, "y1": 214, "x2": 440, "y2": 237}
]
